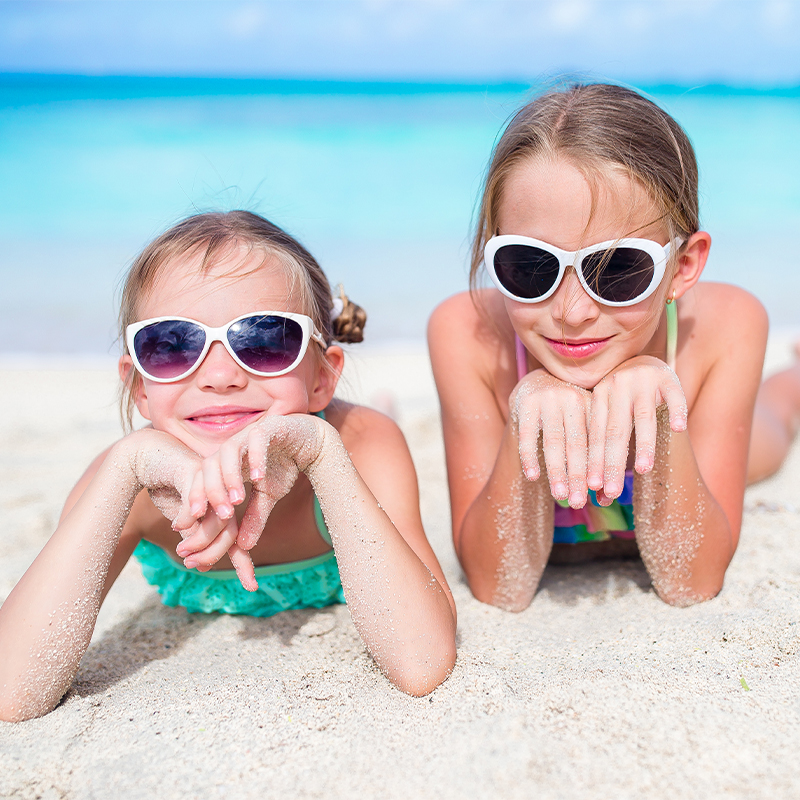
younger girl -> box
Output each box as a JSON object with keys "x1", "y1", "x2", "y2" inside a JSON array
[
  {"x1": 429, "y1": 83, "x2": 797, "y2": 611},
  {"x1": 0, "y1": 211, "x2": 456, "y2": 721}
]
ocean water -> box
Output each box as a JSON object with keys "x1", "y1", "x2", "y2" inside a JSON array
[{"x1": 0, "y1": 75, "x2": 798, "y2": 355}]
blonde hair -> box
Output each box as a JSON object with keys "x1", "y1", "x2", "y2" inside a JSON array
[
  {"x1": 470, "y1": 83, "x2": 699, "y2": 292},
  {"x1": 119, "y1": 210, "x2": 366, "y2": 428}
]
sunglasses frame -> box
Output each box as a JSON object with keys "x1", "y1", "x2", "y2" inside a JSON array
[
  {"x1": 484, "y1": 235, "x2": 676, "y2": 307},
  {"x1": 126, "y1": 310, "x2": 327, "y2": 383}
]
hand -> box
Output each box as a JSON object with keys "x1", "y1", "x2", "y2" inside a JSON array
[
  {"x1": 123, "y1": 428, "x2": 258, "y2": 592},
  {"x1": 588, "y1": 356, "x2": 688, "y2": 503},
  {"x1": 124, "y1": 428, "x2": 203, "y2": 533},
  {"x1": 511, "y1": 370, "x2": 592, "y2": 508},
  {"x1": 176, "y1": 413, "x2": 328, "y2": 571}
]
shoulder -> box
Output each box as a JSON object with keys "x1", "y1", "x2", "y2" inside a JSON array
[
  {"x1": 323, "y1": 400, "x2": 411, "y2": 462},
  {"x1": 428, "y1": 289, "x2": 511, "y2": 345},
  {"x1": 428, "y1": 290, "x2": 517, "y2": 404},
  {"x1": 686, "y1": 282, "x2": 767, "y2": 326},
  {"x1": 682, "y1": 282, "x2": 768, "y2": 354},
  {"x1": 676, "y1": 282, "x2": 768, "y2": 408}
]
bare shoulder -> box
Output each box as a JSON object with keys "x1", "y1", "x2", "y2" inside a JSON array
[
  {"x1": 676, "y1": 282, "x2": 768, "y2": 410},
  {"x1": 323, "y1": 400, "x2": 410, "y2": 461},
  {"x1": 683, "y1": 282, "x2": 768, "y2": 358},
  {"x1": 428, "y1": 289, "x2": 517, "y2": 410},
  {"x1": 428, "y1": 289, "x2": 511, "y2": 354},
  {"x1": 691, "y1": 282, "x2": 767, "y2": 324}
]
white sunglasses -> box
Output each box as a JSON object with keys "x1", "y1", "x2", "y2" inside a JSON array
[
  {"x1": 485, "y1": 235, "x2": 677, "y2": 307},
  {"x1": 126, "y1": 311, "x2": 326, "y2": 383}
]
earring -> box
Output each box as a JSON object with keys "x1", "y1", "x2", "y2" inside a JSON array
[{"x1": 665, "y1": 289, "x2": 676, "y2": 305}]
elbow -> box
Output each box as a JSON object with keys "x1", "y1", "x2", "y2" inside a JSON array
[
  {"x1": 469, "y1": 577, "x2": 534, "y2": 614},
  {"x1": 391, "y1": 642, "x2": 457, "y2": 698},
  {"x1": 0, "y1": 694, "x2": 56, "y2": 724},
  {"x1": 654, "y1": 580, "x2": 723, "y2": 608}
]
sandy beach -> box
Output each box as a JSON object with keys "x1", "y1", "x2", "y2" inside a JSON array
[{"x1": 1, "y1": 339, "x2": 799, "y2": 800}]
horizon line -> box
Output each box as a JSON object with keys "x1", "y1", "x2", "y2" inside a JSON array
[{"x1": 1, "y1": 72, "x2": 799, "y2": 97}]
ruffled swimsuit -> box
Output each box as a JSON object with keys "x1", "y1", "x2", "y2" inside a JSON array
[
  {"x1": 133, "y1": 413, "x2": 346, "y2": 617},
  {"x1": 515, "y1": 302, "x2": 678, "y2": 544}
]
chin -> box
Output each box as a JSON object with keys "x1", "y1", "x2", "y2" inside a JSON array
[{"x1": 541, "y1": 362, "x2": 604, "y2": 391}]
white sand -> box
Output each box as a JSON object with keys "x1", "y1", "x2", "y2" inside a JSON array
[{"x1": 1, "y1": 341, "x2": 799, "y2": 799}]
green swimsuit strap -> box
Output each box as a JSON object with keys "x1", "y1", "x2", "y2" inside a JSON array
[{"x1": 665, "y1": 299, "x2": 678, "y2": 371}]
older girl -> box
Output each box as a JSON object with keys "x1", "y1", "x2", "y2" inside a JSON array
[{"x1": 429, "y1": 83, "x2": 790, "y2": 611}]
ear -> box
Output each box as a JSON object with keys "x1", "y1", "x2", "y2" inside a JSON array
[
  {"x1": 307, "y1": 345, "x2": 344, "y2": 413},
  {"x1": 119, "y1": 355, "x2": 152, "y2": 421},
  {"x1": 668, "y1": 231, "x2": 711, "y2": 301}
]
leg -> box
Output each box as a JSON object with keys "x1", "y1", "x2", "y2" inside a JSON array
[{"x1": 747, "y1": 346, "x2": 800, "y2": 484}]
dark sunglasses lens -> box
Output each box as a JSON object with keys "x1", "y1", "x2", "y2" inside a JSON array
[
  {"x1": 133, "y1": 320, "x2": 206, "y2": 379},
  {"x1": 582, "y1": 248, "x2": 655, "y2": 303},
  {"x1": 228, "y1": 315, "x2": 304, "y2": 374},
  {"x1": 493, "y1": 245, "x2": 561, "y2": 300}
]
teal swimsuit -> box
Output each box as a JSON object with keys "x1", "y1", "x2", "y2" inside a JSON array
[
  {"x1": 133, "y1": 412, "x2": 346, "y2": 617},
  {"x1": 133, "y1": 495, "x2": 345, "y2": 617}
]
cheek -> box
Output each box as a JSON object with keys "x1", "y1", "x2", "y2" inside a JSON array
[
  {"x1": 137, "y1": 383, "x2": 181, "y2": 426},
  {"x1": 612, "y1": 305, "x2": 661, "y2": 341},
  {"x1": 504, "y1": 298, "x2": 545, "y2": 332},
  {"x1": 261, "y1": 376, "x2": 312, "y2": 414}
]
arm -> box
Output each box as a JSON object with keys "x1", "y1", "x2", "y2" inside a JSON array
[
  {"x1": 0, "y1": 430, "x2": 200, "y2": 721},
  {"x1": 311, "y1": 407, "x2": 456, "y2": 695},
  {"x1": 428, "y1": 294, "x2": 590, "y2": 611},
  {"x1": 591, "y1": 288, "x2": 768, "y2": 605},
  {"x1": 181, "y1": 410, "x2": 456, "y2": 696}
]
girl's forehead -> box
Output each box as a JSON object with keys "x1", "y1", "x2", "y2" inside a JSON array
[
  {"x1": 141, "y1": 246, "x2": 304, "y2": 320},
  {"x1": 498, "y1": 156, "x2": 666, "y2": 247}
]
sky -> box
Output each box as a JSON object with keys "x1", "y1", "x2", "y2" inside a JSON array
[{"x1": 0, "y1": 0, "x2": 798, "y2": 86}]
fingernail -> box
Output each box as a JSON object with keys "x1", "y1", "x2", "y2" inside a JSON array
[
  {"x1": 184, "y1": 559, "x2": 198, "y2": 569},
  {"x1": 605, "y1": 484, "x2": 619, "y2": 498},
  {"x1": 190, "y1": 502, "x2": 204, "y2": 516},
  {"x1": 552, "y1": 482, "x2": 568, "y2": 499},
  {"x1": 176, "y1": 543, "x2": 189, "y2": 556},
  {"x1": 524, "y1": 467, "x2": 538, "y2": 481},
  {"x1": 569, "y1": 492, "x2": 585, "y2": 508},
  {"x1": 218, "y1": 504, "x2": 234, "y2": 519},
  {"x1": 251, "y1": 469, "x2": 263, "y2": 481},
  {"x1": 229, "y1": 489, "x2": 244, "y2": 504}
]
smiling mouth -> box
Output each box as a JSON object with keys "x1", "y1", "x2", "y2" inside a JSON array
[
  {"x1": 544, "y1": 336, "x2": 611, "y2": 359},
  {"x1": 186, "y1": 408, "x2": 263, "y2": 430}
]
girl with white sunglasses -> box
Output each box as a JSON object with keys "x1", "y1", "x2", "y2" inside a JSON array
[
  {"x1": 429, "y1": 83, "x2": 800, "y2": 610},
  {"x1": 0, "y1": 211, "x2": 456, "y2": 721}
]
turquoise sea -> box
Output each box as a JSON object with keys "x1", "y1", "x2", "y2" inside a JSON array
[{"x1": 0, "y1": 75, "x2": 798, "y2": 355}]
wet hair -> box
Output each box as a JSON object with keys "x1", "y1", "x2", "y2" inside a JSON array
[
  {"x1": 470, "y1": 82, "x2": 699, "y2": 292},
  {"x1": 119, "y1": 210, "x2": 366, "y2": 428}
]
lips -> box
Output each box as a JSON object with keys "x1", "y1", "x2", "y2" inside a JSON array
[
  {"x1": 544, "y1": 336, "x2": 611, "y2": 359},
  {"x1": 185, "y1": 406, "x2": 263, "y2": 432}
]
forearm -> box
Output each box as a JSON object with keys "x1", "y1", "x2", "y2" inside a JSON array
[
  {"x1": 457, "y1": 426, "x2": 554, "y2": 612},
  {"x1": 634, "y1": 408, "x2": 734, "y2": 606},
  {"x1": 0, "y1": 443, "x2": 140, "y2": 721},
  {"x1": 304, "y1": 430, "x2": 456, "y2": 696}
]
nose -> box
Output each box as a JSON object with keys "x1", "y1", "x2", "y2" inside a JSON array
[
  {"x1": 194, "y1": 341, "x2": 248, "y2": 392},
  {"x1": 549, "y1": 267, "x2": 601, "y2": 328}
]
